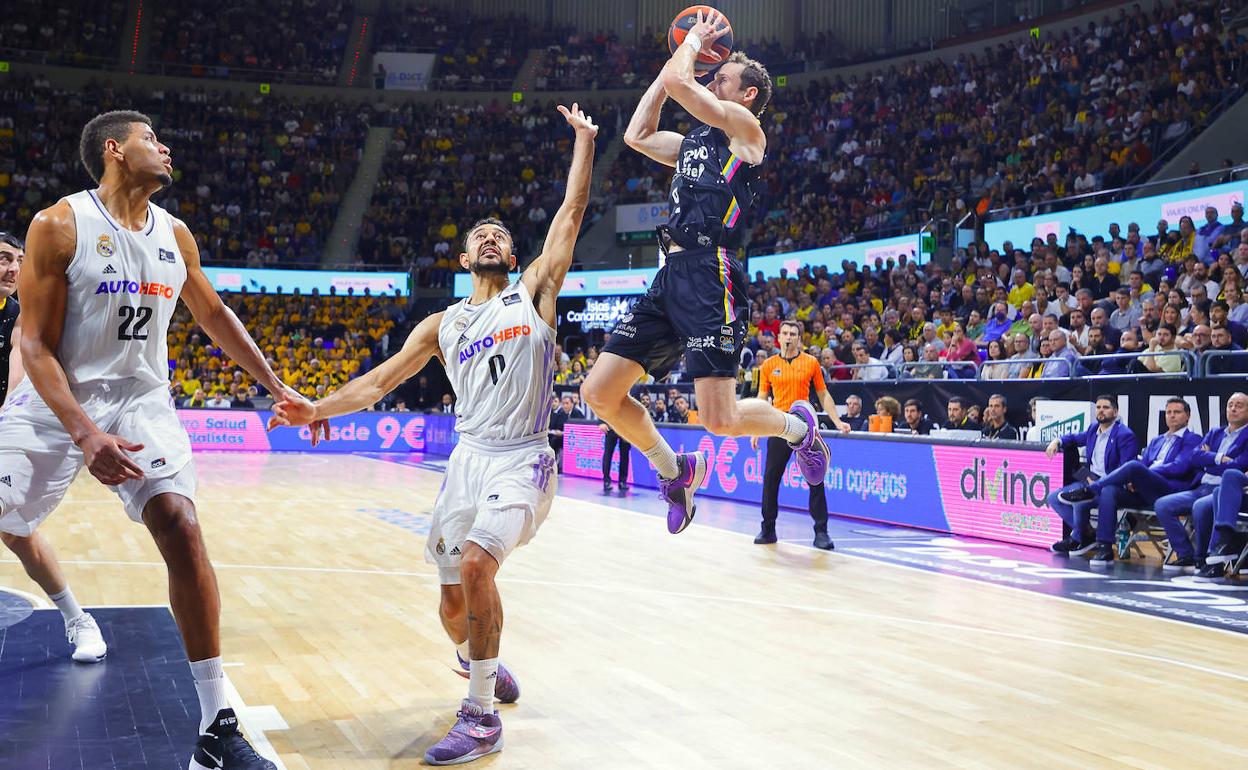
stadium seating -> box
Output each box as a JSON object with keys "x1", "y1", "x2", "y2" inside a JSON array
[
  {"x1": 0, "y1": 76, "x2": 369, "y2": 266},
  {"x1": 168, "y1": 293, "x2": 404, "y2": 404},
  {"x1": 360, "y1": 98, "x2": 622, "y2": 272},
  {"x1": 373, "y1": 4, "x2": 547, "y2": 91},
  {"x1": 147, "y1": 0, "x2": 350, "y2": 83},
  {"x1": 0, "y1": 0, "x2": 124, "y2": 67}
]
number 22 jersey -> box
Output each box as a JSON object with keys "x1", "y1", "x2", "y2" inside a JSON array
[
  {"x1": 438, "y1": 279, "x2": 557, "y2": 444},
  {"x1": 61, "y1": 190, "x2": 186, "y2": 391}
]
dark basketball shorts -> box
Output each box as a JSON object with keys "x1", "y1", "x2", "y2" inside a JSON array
[{"x1": 603, "y1": 246, "x2": 748, "y2": 380}]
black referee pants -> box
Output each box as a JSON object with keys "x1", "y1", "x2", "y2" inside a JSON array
[
  {"x1": 761, "y1": 436, "x2": 828, "y2": 532},
  {"x1": 603, "y1": 429, "x2": 630, "y2": 483}
]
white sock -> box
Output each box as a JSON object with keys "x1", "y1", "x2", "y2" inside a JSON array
[
  {"x1": 455, "y1": 639, "x2": 471, "y2": 661},
  {"x1": 780, "y1": 413, "x2": 809, "y2": 444},
  {"x1": 643, "y1": 439, "x2": 680, "y2": 480},
  {"x1": 189, "y1": 656, "x2": 229, "y2": 733},
  {"x1": 468, "y1": 657, "x2": 498, "y2": 713},
  {"x1": 48, "y1": 587, "x2": 84, "y2": 625}
]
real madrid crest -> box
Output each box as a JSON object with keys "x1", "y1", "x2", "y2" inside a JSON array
[
  {"x1": 453, "y1": 317, "x2": 469, "y2": 332},
  {"x1": 96, "y1": 234, "x2": 115, "y2": 258}
]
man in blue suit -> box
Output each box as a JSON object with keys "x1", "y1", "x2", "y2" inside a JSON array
[
  {"x1": 1154, "y1": 392, "x2": 1248, "y2": 575},
  {"x1": 1203, "y1": 465, "x2": 1248, "y2": 575},
  {"x1": 1045, "y1": 395, "x2": 1139, "y2": 558},
  {"x1": 1055, "y1": 397, "x2": 1202, "y2": 564}
]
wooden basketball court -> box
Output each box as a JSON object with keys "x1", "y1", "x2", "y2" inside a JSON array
[{"x1": 3, "y1": 452, "x2": 1246, "y2": 768}]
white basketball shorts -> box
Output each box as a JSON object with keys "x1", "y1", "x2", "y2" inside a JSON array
[
  {"x1": 0, "y1": 379, "x2": 196, "y2": 536},
  {"x1": 426, "y1": 435, "x2": 557, "y2": 585}
]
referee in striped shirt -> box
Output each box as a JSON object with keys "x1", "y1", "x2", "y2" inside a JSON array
[{"x1": 752, "y1": 320, "x2": 850, "y2": 549}]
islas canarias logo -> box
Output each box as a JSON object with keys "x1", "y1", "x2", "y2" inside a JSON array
[{"x1": 960, "y1": 457, "x2": 1052, "y2": 508}]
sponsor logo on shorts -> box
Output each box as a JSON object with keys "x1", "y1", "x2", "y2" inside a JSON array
[
  {"x1": 158, "y1": 248, "x2": 177, "y2": 264},
  {"x1": 720, "y1": 336, "x2": 735, "y2": 352},
  {"x1": 96, "y1": 234, "x2": 115, "y2": 258},
  {"x1": 687, "y1": 335, "x2": 716, "y2": 350},
  {"x1": 502, "y1": 294, "x2": 520, "y2": 306},
  {"x1": 436, "y1": 537, "x2": 446, "y2": 555},
  {"x1": 720, "y1": 325, "x2": 733, "y2": 335},
  {"x1": 0, "y1": 475, "x2": 10, "y2": 487},
  {"x1": 151, "y1": 458, "x2": 166, "y2": 469},
  {"x1": 94, "y1": 280, "x2": 177, "y2": 300},
  {"x1": 449, "y1": 546, "x2": 461, "y2": 556},
  {"x1": 487, "y1": 494, "x2": 499, "y2": 502}
]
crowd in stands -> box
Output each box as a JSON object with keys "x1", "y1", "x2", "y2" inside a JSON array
[
  {"x1": 614, "y1": 2, "x2": 1247, "y2": 256},
  {"x1": 730, "y1": 203, "x2": 1248, "y2": 392},
  {"x1": 147, "y1": 0, "x2": 350, "y2": 83},
  {"x1": 0, "y1": 0, "x2": 124, "y2": 66},
  {"x1": 360, "y1": 98, "x2": 623, "y2": 276},
  {"x1": 0, "y1": 75, "x2": 370, "y2": 266},
  {"x1": 538, "y1": 199, "x2": 1248, "y2": 423},
  {"x1": 166, "y1": 292, "x2": 406, "y2": 406},
  {"x1": 374, "y1": 4, "x2": 547, "y2": 91}
]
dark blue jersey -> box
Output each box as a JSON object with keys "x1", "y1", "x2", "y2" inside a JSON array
[
  {"x1": 0, "y1": 295, "x2": 17, "y2": 406},
  {"x1": 664, "y1": 124, "x2": 762, "y2": 251}
]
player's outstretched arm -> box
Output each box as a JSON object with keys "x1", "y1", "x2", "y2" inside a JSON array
[
  {"x1": 624, "y1": 76, "x2": 683, "y2": 167},
  {"x1": 175, "y1": 219, "x2": 296, "y2": 403},
  {"x1": 659, "y1": 9, "x2": 765, "y2": 165},
  {"x1": 21, "y1": 201, "x2": 146, "y2": 485},
  {"x1": 522, "y1": 104, "x2": 597, "y2": 326},
  {"x1": 269, "y1": 312, "x2": 444, "y2": 435}
]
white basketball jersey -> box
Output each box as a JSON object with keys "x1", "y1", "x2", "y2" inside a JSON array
[
  {"x1": 61, "y1": 190, "x2": 186, "y2": 390},
  {"x1": 439, "y1": 280, "x2": 557, "y2": 443}
]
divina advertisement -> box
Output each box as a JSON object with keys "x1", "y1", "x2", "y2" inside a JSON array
[{"x1": 562, "y1": 424, "x2": 1064, "y2": 549}]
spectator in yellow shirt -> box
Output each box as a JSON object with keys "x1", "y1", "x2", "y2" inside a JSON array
[{"x1": 1007, "y1": 269, "x2": 1036, "y2": 308}]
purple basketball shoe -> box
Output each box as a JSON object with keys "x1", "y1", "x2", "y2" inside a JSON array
[
  {"x1": 788, "y1": 400, "x2": 829, "y2": 486},
  {"x1": 423, "y1": 699, "x2": 503, "y2": 766},
  {"x1": 659, "y1": 452, "x2": 707, "y2": 534},
  {"x1": 455, "y1": 654, "x2": 521, "y2": 703}
]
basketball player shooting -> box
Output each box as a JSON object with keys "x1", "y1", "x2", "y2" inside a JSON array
[
  {"x1": 269, "y1": 103, "x2": 598, "y2": 765},
  {"x1": 2, "y1": 111, "x2": 302, "y2": 769},
  {"x1": 582, "y1": 8, "x2": 830, "y2": 535}
]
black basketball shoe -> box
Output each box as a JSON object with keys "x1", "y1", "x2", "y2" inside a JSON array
[{"x1": 190, "y1": 709, "x2": 277, "y2": 769}]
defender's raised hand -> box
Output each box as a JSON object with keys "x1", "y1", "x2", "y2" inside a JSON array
[{"x1": 557, "y1": 103, "x2": 598, "y2": 138}]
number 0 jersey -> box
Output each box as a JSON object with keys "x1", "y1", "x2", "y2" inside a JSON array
[
  {"x1": 664, "y1": 123, "x2": 762, "y2": 251},
  {"x1": 61, "y1": 190, "x2": 186, "y2": 390},
  {"x1": 438, "y1": 280, "x2": 557, "y2": 445}
]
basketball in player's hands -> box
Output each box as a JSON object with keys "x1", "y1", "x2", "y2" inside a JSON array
[{"x1": 669, "y1": 5, "x2": 734, "y2": 73}]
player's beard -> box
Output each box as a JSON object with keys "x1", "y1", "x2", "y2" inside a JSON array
[
  {"x1": 156, "y1": 171, "x2": 174, "y2": 187},
  {"x1": 470, "y1": 252, "x2": 511, "y2": 276}
]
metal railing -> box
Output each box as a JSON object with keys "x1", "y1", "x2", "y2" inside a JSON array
[
  {"x1": 832, "y1": 361, "x2": 902, "y2": 380},
  {"x1": 1076, "y1": 350, "x2": 1197, "y2": 380},
  {"x1": 1200, "y1": 350, "x2": 1248, "y2": 378},
  {"x1": 899, "y1": 360, "x2": 979, "y2": 380}
]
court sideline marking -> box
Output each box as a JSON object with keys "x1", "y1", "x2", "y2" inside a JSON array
[{"x1": 3, "y1": 549, "x2": 1245, "y2": 685}]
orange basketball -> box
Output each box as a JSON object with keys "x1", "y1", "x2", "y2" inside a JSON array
[{"x1": 668, "y1": 5, "x2": 734, "y2": 74}]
